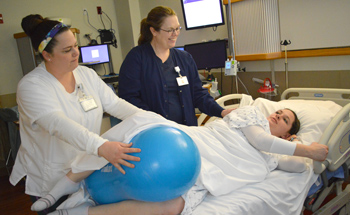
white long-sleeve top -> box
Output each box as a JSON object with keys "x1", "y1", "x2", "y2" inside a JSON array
[
  {"x1": 10, "y1": 63, "x2": 143, "y2": 197},
  {"x1": 224, "y1": 106, "x2": 297, "y2": 156},
  {"x1": 241, "y1": 125, "x2": 296, "y2": 155}
]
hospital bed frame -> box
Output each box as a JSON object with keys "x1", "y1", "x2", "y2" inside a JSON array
[
  {"x1": 281, "y1": 88, "x2": 350, "y2": 215},
  {"x1": 198, "y1": 88, "x2": 350, "y2": 215}
]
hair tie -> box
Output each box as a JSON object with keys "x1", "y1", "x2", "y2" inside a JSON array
[{"x1": 38, "y1": 22, "x2": 67, "y2": 53}]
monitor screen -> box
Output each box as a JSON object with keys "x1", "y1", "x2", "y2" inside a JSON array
[
  {"x1": 174, "y1": 46, "x2": 185, "y2": 51},
  {"x1": 79, "y1": 44, "x2": 110, "y2": 65},
  {"x1": 180, "y1": 0, "x2": 225, "y2": 30},
  {"x1": 184, "y1": 40, "x2": 227, "y2": 70}
]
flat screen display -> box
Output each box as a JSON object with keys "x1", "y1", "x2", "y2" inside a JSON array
[
  {"x1": 225, "y1": 61, "x2": 231, "y2": 69},
  {"x1": 184, "y1": 40, "x2": 227, "y2": 70},
  {"x1": 174, "y1": 46, "x2": 185, "y2": 51},
  {"x1": 180, "y1": 0, "x2": 225, "y2": 30},
  {"x1": 79, "y1": 44, "x2": 110, "y2": 65}
]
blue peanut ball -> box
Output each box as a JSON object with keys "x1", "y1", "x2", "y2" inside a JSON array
[{"x1": 85, "y1": 126, "x2": 201, "y2": 204}]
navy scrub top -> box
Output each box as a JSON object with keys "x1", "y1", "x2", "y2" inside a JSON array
[{"x1": 118, "y1": 43, "x2": 224, "y2": 126}]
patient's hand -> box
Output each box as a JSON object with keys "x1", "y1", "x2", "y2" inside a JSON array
[
  {"x1": 98, "y1": 141, "x2": 141, "y2": 174},
  {"x1": 308, "y1": 142, "x2": 329, "y2": 161},
  {"x1": 286, "y1": 134, "x2": 299, "y2": 142}
]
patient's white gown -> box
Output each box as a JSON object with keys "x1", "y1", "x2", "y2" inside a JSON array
[{"x1": 65, "y1": 106, "x2": 285, "y2": 214}]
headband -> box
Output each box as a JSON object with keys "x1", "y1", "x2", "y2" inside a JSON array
[{"x1": 38, "y1": 22, "x2": 67, "y2": 53}]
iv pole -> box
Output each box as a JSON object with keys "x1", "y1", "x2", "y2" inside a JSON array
[
  {"x1": 226, "y1": 0, "x2": 238, "y2": 93},
  {"x1": 226, "y1": 0, "x2": 235, "y2": 61},
  {"x1": 280, "y1": 40, "x2": 291, "y2": 89}
]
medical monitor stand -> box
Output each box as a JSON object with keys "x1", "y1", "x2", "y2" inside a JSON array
[{"x1": 107, "y1": 44, "x2": 116, "y2": 76}]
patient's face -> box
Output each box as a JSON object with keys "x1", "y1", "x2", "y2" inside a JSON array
[{"x1": 267, "y1": 109, "x2": 295, "y2": 139}]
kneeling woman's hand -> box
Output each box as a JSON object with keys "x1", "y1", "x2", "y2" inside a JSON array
[{"x1": 98, "y1": 141, "x2": 141, "y2": 174}]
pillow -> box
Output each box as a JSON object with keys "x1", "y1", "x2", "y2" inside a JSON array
[{"x1": 249, "y1": 98, "x2": 342, "y2": 145}]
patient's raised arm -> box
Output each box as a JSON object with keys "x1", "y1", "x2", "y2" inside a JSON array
[{"x1": 294, "y1": 142, "x2": 328, "y2": 161}]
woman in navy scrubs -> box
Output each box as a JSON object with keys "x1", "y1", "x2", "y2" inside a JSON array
[{"x1": 119, "y1": 6, "x2": 233, "y2": 126}]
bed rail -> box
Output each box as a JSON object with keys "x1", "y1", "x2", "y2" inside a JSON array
[
  {"x1": 197, "y1": 94, "x2": 243, "y2": 126},
  {"x1": 281, "y1": 88, "x2": 350, "y2": 174},
  {"x1": 281, "y1": 88, "x2": 350, "y2": 107},
  {"x1": 314, "y1": 103, "x2": 350, "y2": 174}
]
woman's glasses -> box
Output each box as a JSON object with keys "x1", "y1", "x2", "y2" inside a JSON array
[{"x1": 160, "y1": 26, "x2": 182, "y2": 34}]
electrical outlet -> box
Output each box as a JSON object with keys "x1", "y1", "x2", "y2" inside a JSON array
[{"x1": 97, "y1": 6, "x2": 102, "y2": 15}]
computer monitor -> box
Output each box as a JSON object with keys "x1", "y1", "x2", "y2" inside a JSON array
[
  {"x1": 79, "y1": 44, "x2": 110, "y2": 65},
  {"x1": 174, "y1": 46, "x2": 185, "y2": 51},
  {"x1": 180, "y1": 0, "x2": 225, "y2": 30},
  {"x1": 184, "y1": 40, "x2": 227, "y2": 70}
]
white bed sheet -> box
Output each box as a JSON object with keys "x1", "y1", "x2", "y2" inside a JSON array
[{"x1": 194, "y1": 164, "x2": 317, "y2": 215}]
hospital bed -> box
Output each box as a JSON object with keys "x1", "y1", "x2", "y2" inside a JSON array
[{"x1": 194, "y1": 88, "x2": 350, "y2": 215}]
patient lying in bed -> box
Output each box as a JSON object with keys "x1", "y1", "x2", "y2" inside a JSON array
[{"x1": 32, "y1": 106, "x2": 328, "y2": 215}]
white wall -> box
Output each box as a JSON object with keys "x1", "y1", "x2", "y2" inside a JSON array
[
  {"x1": 138, "y1": 0, "x2": 229, "y2": 47},
  {"x1": 240, "y1": 55, "x2": 350, "y2": 73},
  {"x1": 0, "y1": 0, "x2": 123, "y2": 95},
  {"x1": 1, "y1": 0, "x2": 350, "y2": 97},
  {"x1": 279, "y1": 0, "x2": 350, "y2": 50}
]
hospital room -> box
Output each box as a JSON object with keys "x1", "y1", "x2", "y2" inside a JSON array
[{"x1": 0, "y1": 0, "x2": 350, "y2": 214}]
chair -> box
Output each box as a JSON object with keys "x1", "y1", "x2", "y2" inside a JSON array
[{"x1": 0, "y1": 106, "x2": 20, "y2": 171}]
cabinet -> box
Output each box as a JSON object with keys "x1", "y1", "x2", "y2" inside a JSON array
[{"x1": 13, "y1": 28, "x2": 80, "y2": 76}]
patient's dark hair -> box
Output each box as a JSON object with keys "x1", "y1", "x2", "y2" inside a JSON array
[
  {"x1": 21, "y1": 14, "x2": 69, "y2": 54},
  {"x1": 287, "y1": 108, "x2": 300, "y2": 135}
]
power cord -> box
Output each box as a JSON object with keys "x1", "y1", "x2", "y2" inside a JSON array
[
  {"x1": 83, "y1": 9, "x2": 117, "y2": 48},
  {"x1": 85, "y1": 10, "x2": 99, "y2": 31},
  {"x1": 98, "y1": 10, "x2": 117, "y2": 48}
]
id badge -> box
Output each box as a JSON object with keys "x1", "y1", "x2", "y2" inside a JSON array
[
  {"x1": 176, "y1": 76, "x2": 189, "y2": 86},
  {"x1": 79, "y1": 96, "x2": 98, "y2": 112}
]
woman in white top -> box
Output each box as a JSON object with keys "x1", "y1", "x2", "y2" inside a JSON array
[
  {"x1": 9, "y1": 14, "x2": 145, "y2": 214},
  {"x1": 31, "y1": 106, "x2": 328, "y2": 215}
]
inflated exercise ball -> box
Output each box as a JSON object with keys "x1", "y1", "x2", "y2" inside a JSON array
[{"x1": 85, "y1": 126, "x2": 201, "y2": 205}]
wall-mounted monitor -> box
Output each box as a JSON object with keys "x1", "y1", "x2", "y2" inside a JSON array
[
  {"x1": 79, "y1": 44, "x2": 110, "y2": 65},
  {"x1": 174, "y1": 46, "x2": 185, "y2": 51},
  {"x1": 184, "y1": 40, "x2": 227, "y2": 70},
  {"x1": 180, "y1": 0, "x2": 225, "y2": 30}
]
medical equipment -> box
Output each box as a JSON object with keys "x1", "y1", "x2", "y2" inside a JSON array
[
  {"x1": 195, "y1": 88, "x2": 350, "y2": 215},
  {"x1": 281, "y1": 40, "x2": 292, "y2": 88},
  {"x1": 258, "y1": 78, "x2": 274, "y2": 93},
  {"x1": 224, "y1": 59, "x2": 238, "y2": 76},
  {"x1": 257, "y1": 78, "x2": 275, "y2": 100},
  {"x1": 210, "y1": 78, "x2": 221, "y2": 99},
  {"x1": 225, "y1": 0, "x2": 240, "y2": 96}
]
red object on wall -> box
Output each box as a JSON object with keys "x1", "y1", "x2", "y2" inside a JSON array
[
  {"x1": 97, "y1": 7, "x2": 102, "y2": 15},
  {"x1": 0, "y1": 14, "x2": 3, "y2": 24}
]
